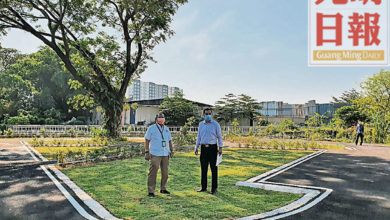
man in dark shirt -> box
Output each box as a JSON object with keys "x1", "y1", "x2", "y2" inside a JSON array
[{"x1": 355, "y1": 121, "x2": 364, "y2": 146}]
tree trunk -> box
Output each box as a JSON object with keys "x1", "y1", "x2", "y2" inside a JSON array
[{"x1": 102, "y1": 98, "x2": 123, "y2": 138}]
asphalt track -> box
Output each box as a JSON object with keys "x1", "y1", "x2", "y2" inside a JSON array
[
  {"x1": 270, "y1": 144, "x2": 390, "y2": 220},
  {"x1": 1, "y1": 139, "x2": 389, "y2": 220},
  {"x1": 0, "y1": 139, "x2": 86, "y2": 220}
]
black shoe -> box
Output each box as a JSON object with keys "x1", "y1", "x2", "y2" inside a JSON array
[
  {"x1": 197, "y1": 189, "x2": 207, "y2": 192},
  {"x1": 148, "y1": 193, "x2": 155, "y2": 198},
  {"x1": 160, "y1": 190, "x2": 170, "y2": 195},
  {"x1": 210, "y1": 189, "x2": 217, "y2": 195}
]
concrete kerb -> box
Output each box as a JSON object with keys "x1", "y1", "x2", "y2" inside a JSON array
[
  {"x1": 21, "y1": 141, "x2": 121, "y2": 220},
  {"x1": 236, "y1": 150, "x2": 333, "y2": 220},
  {"x1": 22, "y1": 140, "x2": 332, "y2": 220}
]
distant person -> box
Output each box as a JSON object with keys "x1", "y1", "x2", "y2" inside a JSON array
[
  {"x1": 355, "y1": 121, "x2": 364, "y2": 146},
  {"x1": 194, "y1": 108, "x2": 223, "y2": 195},
  {"x1": 144, "y1": 113, "x2": 174, "y2": 198}
]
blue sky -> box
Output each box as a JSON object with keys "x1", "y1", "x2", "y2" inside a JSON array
[{"x1": 2, "y1": 0, "x2": 388, "y2": 105}]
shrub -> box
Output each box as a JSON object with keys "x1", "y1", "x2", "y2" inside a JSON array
[
  {"x1": 68, "y1": 128, "x2": 76, "y2": 137},
  {"x1": 90, "y1": 127, "x2": 108, "y2": 137},
  {"x1": 5, "y1": 128, "x2": 13, "y2": 137},
  {"x1": 264, "y1": 124, "x2": 278, "y2": 136}
]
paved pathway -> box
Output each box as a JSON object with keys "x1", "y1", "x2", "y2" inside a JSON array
[
  {"x1": 0, "y1": 139, "x2": 86, "y2": 220},
  {"x1": 270, "y1": 144, "x2": 390, "y2": 220}
]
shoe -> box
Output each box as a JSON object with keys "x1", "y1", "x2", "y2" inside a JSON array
[
  {"x1": 160, "y1": 190, "x2": 170, "y2": 195},
  {"x1": 148, "y1": 193, "x2": 155, "y2": 198},
  {"x1": 197, "y1": 189, "x2": 207, "y2": 192},
  {"x1": 210, "y1": 189, "x2": 217, "y2": 195}
]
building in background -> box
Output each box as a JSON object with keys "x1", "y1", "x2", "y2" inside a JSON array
[
  {"x1": 126, "y1": 79, "x2": 183, "y2": 101},
  {"x1": 258, "y1": 100, "x2": 348, "y2": 124},
  {"x1": 121, "y1": 98, "x2": 212, "y2": 125}
]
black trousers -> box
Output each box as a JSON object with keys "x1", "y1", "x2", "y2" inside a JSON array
[
  {"x1": 355, "y1": 133, "x2": 364, "y2": 145},
  {"x1": 200, "y1": 144, "x2": 218, "y2": 191}
]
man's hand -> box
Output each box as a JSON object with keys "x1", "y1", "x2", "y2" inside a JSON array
[
  {"x1": 145, "y1": 152, "x2": 150, "y2": 161},
  {"x1": 194, "y1": 148, "x2": 198, "y2": 155},
  {"x1": 218, "y1": 148, "x2": 222, "y2": 156}
]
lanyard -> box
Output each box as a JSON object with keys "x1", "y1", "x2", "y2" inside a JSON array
[{"x1": 156, "y1": 124, "x2": 165, "y2": 140}]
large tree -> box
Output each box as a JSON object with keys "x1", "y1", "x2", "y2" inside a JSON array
[
  {"x1": 0, "y1": 47, "x2": 25, "y2": 71},
  {"x1": 0, "y1": 47, "x2": 92, "y2": 123},
  {"x1": 0, "y1": 0, "x2": 187, "y2": 137},
  {"x1": 334, "y1": 105, "x2": 368, "y2": 128},
  {"x1": 331, "y1": 88, "x2": 361, "y2": 104},
  {"x1": 357, "y1": 70, "x2": 390, "y2": 143},
  {"x1": 215, "y1": 93, "x2": 261, "y2": 126},
  {"x1": 159, "y1": 92, "x2": 201, "y2": 126}
]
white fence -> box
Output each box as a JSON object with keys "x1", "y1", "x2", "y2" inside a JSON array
[{"x1": 4, "y1": 125, "x2": 257, "y2": 137}]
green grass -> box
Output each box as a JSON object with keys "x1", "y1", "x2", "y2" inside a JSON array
[
  {"x1": 62, "y1": 148, "x2": 311, "y2": 219},
  {"x1": 34, "y1": 146, "x2": 104, "y2": 160}
]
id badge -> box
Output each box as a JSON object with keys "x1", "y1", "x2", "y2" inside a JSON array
[{"x1": 162, "y1": 141, "x2": 167, "y2": 148}]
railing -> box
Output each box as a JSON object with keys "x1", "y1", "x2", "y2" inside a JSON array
[{"x1": 4, "y1": 125, "x2": 259, "y2": 137}]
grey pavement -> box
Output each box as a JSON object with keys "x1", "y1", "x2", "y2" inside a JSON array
[
  {"x1": 270, "y1": 144, "x2": 390, "y2": 220},
  {"x1": 0, "y1": 139, "x2": 86, "y2": 220}
]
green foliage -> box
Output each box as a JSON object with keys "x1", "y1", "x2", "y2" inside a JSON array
[
  {"x1": 224, "y1": 135, "x2": 343, "y2": 150},
  {"x1": 5, "y1": 128, "x2": 13, "y2": 137},
  {"x1": 91, "y1": 127, "x2": 108, "y2": 137},
  {"x1": 0, "y1": 47, "x2": 91, "y2": 124},
  {"x1": 159, "y1": 92, "x2": 201, "y2": 126},
  {"x1": 306, "y1": 113, "x2": 329, "y2": 127},
  {"x1": 264, "y1": 124, "x2": 279, "y2": 136},
  {"x1": 0, "y1": 48, "x2": 25, "y2": 71},
  {"x1": 357, "y1": 70, "x2": 390, "y2": 143},
  {"x1": 1, "y1": 0, "x2": 188, "y2": 137},
  {"x1": 215, "y1": 93, "x2": 261, "y2": 126},
  {"x1": 332, "y1": 88, "x2": 361, "y2": 104},
  {"x1": 334, "y1": 105, "x2": 368, "y2": 128},
  {"x1": 230, "y1": 118, "x2": 241, "y2": 134},
  {"x1": 62, "y1": 149, "x2": 306, "y2": 219},
  {"x1": 278, "y1": 120, "x2": 298, "y2": 131},
  {"x1": 173, "y1": 117, "x2": 197, "y2": 146}
]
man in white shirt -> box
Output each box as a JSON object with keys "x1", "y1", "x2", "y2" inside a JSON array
[{"x1": 144, "y1": 113, "x2": 174, "y2": 198}]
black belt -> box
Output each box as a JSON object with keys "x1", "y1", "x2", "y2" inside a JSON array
[{"x1": 201, "y1": 144, "x2": 217, "y2": 148}]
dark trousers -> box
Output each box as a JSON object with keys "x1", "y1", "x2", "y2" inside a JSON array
[
  {"x1": 355, "y1": 133, "x2": 364, "y2": 145},
  {"x1": 200, "y1": 144, "x2": 218, "y2": 191}
]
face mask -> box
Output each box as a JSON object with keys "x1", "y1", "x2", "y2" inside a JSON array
[
  {"x1": 205, "y1": 115, "x2": 212, "y2": 121},
  {"x1": 157, "y1": 118, "x2": 165, "y2": 124}
]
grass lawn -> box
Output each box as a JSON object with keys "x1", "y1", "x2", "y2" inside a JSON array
[
  {"x1": 62, "y1": 148, "x2": 311, "y2": 219},
  {"x1": 34, "y1": 146, "x2": 104, "y2": 160}
]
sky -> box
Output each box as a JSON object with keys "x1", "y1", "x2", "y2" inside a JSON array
[{"x1": 2, "y1": 0, "x2": 389, "y2": 105}]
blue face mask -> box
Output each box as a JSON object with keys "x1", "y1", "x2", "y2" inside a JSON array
[{"x1": 205, "y1": 115, "x2": 212, "y2": 121}]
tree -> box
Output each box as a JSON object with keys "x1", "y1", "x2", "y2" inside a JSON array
[
  {"x1": 334, "y1": 105, "x2": 368, "y2": 128},
  {"x1": 0, "y1": 0, "x2": 187, "y2": 137},
  {"x1": 215, "y1": 93, "x2": 261, "y2": 126},
  {"x1": 0, "y1": 48, "x2": 25, "y2": 71},
  {"x1": 236, "y1": 94, "x2": 262, "y2": 126},
  {"x1": 159, "y1": 92, "x2": 201, "y2": 126},
  {"x1": 331, "y1": 88, "x2": 361, "y2": 104},
  {"x1": 306, "y1": 113, "x2": 329, "y2": 127},
  {"x1": 357, "y1": 70, "x2": 390, "y2": 143},
  {"x1": 0, "y1": 47, "x2": 92, "y2": 124},
  {"x1": 214, "y1": 93, "x2": 237, "y2": 124}
]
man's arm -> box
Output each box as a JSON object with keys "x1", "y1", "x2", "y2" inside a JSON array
[
  {"x1": 195, "y1": 124, "x2": 202, "y2": 150},
  {"x1": 169, "y1": 140, "x2": 174, "y2": 157},
  {"x1": 216, "y1": 123, "x2": 223, "y2": 155},
  {"x1": 216, "y1": 123, "x2": 223, "y2": 148},
  {"x1": 144, "y1": 139, "x2": 151, "y2": 160},
  {"x1": 195, "y1": 124, "x2": 202, "y2": 155}
]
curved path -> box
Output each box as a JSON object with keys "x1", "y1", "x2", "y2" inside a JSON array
[
  {"x1": 237, "y1": 144, "x2": 390, "y2": 220},
  {"x1": 0, "y1": 139, "x2": 87, "y2": 220}
]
